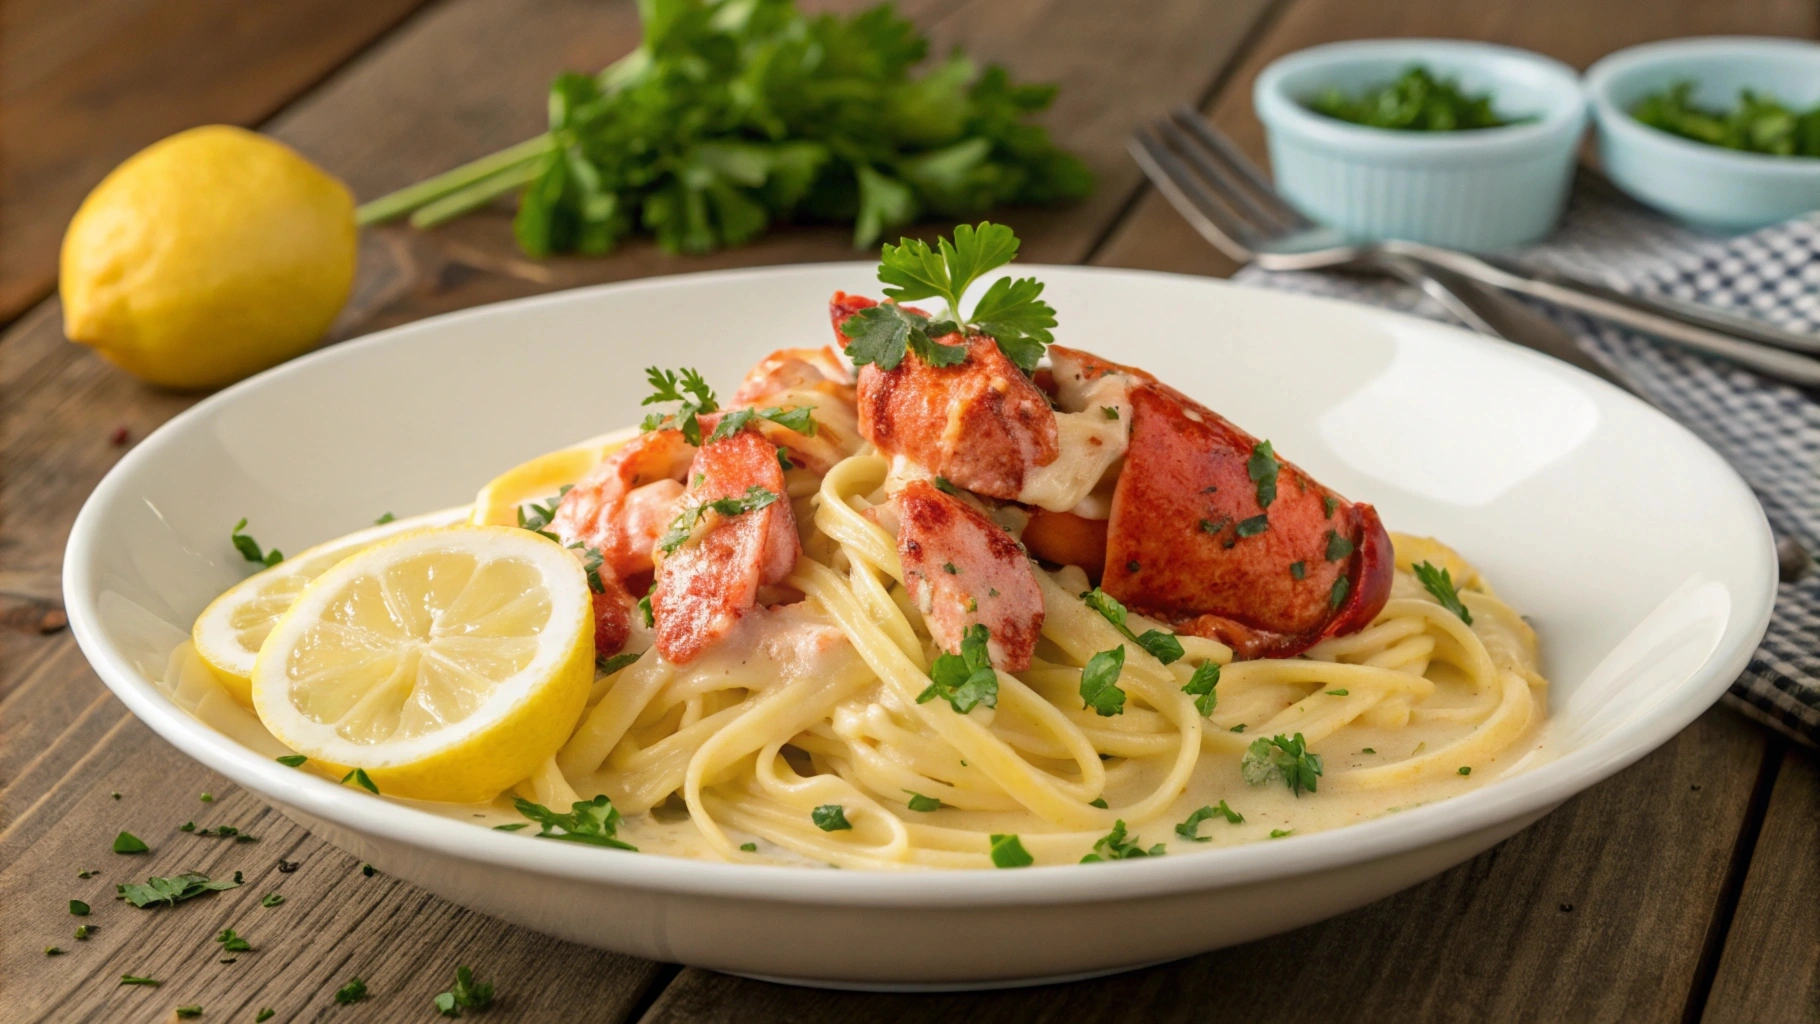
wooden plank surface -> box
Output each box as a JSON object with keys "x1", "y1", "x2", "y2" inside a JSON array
[
  {"x1": 0, "y1": 0, "x2": 437, "y2": 323},
  {"x1": 0, "y1": 0, "x2": 1277, "y2": 1018},
  {"x1": 1703, "y1": 746, "x2": 1820, "y2": 1024}
]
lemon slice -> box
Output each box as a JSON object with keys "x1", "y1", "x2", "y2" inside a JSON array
[
  {"x1": 250, "y1": 525, "x2": 593, "y2": 803},
  {"x1": 470, "y1": 427, "x2": 638, "y2": 527},
  {"x1": 192, "y1": 508, "x2": 468, "y2": 707}
]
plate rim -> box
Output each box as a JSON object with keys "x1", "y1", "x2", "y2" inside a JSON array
[{"x1": 62, "y1": 261, "x2": 1779, "y2": 909}]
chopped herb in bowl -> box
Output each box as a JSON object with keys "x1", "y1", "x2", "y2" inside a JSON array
[
  {"x1": 1630, "y1": 81, "x2": 1820, "y2": 157},
  {"x1": 1307, "y1": 66, "x2": 1521, "y2": 131}
]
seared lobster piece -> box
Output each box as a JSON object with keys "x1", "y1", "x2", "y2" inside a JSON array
[
  {"x1": 728, "y1": 346, "x2": 861, "y2": 475},
  {"x1": 829, "y1": 292, "x2": 1058, "y2": 500},
  {"x1": 893, "y1": 479, "x2": 1044, "y2": 672},
  {"x1": 554, "y1": 428, "x2": 695, "y2": 581},
  {"x1": 652, "y1": 429, "x2": 801, "y2": 664}
]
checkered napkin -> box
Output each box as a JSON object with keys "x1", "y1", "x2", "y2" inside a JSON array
[{"x1": 1234, "y1": 191, "x2": 1820, "y2": 748}]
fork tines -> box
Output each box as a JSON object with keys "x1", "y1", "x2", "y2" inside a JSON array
[{"x1": 1129, "y1": 107, "x2": 1312, "y2": 261}]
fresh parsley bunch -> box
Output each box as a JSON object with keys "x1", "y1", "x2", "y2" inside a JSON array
[
  {"x1": 840, "y1": 221, "x2": 1056, "y2": 372},
  {"x1": 358, "y1": 0, "x2": 1091, "y2": 257}
]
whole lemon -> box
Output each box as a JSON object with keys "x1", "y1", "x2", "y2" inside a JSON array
[{"x1": 61, "y1": 125, "x2": 357, "y2": 390}]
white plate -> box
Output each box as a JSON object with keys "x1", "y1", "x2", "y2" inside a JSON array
[{"x1": 63, "y1": 264, "x2": 1776, "y2": 989}]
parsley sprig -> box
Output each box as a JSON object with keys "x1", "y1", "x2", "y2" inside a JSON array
[
  {"x1": 989, "y1": 833, "x2": 1034, "y2": 868},
  {"x1": 841, "y1": 222, "x2": 1056, "y2": 373},
  {"x1": 1241, "y1": 733, "x2": 1324, "y2": 797},
  {"x1": 640, "y1": 367, "x2": 718, "y2": 445},
  {"x1": 1181, "y1": 661, "x2": 1220, "y2": 718},
  {"x1": 230, "y1": 519, "x2": 282, "y2": 568},
  {"x1": 434, "y1": 965, "x2": 496, "y2": 1017},
  {"x1": 510, "y1": 796, "x2": 636, "y2": 850},
  {"x1": 1078, "y1": 646, "x2": 1127, "y2": 717},
  {"x1": 656, "y1": 485, "x2": 781, "y2": 555},
  {"x1": 1248, "y1": 440, "x2": 1279, "y2": 510},
  {"x1": 1176, "y1": 801, "x2": 1243, "y2": 841},
  {"x1": 916, "y1": 622, "x2": 999, "y2": 714},
  {"x1": 1080, "y1": 588, "x2": 1183, "y2": 665},
  {"x1": 1080, "y1": 819, "x2": 1163, "y2": 861},
  {"x1": 1413, "y1": 561, "x2": 1473, "y2": 624},
  {"x1": 117, "y1": 870, "x2": 243, "y2": 908}
]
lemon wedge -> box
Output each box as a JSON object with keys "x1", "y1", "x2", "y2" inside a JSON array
[
  {"x1": 470, "y1": 427, "x2": 638, "y2": 527},
  {"x1": 192, "y1": 508, "x2": 466, "y2": 707},
  {"x1": 251, "y1": 525, "x2": 593, "y2": 803}
]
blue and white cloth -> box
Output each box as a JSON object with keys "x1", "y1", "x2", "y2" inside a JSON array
[{"x1": 1237, "y1": 188, "x2": 1820, "y2": 748}]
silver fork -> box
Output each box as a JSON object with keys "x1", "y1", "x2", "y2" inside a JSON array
[
  {"x1": 1130, "y1": 109, "x2": 1812, "y2": 582},
  {"x1": 1129, "y1": 107, "x2": 1820, "y2": 388}
]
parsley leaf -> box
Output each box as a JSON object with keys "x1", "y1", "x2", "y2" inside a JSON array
[
  {"x1": 230, "y1": 519, "x2": 282, "y2": 568},
  {"x1": 970, "y1": 275, "x2": 1056, "y2": 372},
  {"x1": 511, "y1": 795, "x2": 637, "y2": 850},
  {"x1": 641, "y1": 366, "x2": 719, "y2": 445},
  {"x1": 275, "y1": 754, "x2": 307, "y2": 767},
  {"x1": 839, "y1": 301, "x2": 966, "y2": 371},
  {"x1": 1413, "y1": 561, "x2": 1473, "y2": 624},
  {"x1": 434, "y1": 965, "x2": 495, "y2": 1018},
  {"x1": 1248, "y1": 440, "x2": 1280, "y2": 510},
  {"x1": 989, "y1": 833, "x2": 1034, "y2": 868},
  {"x1": 1181, "y1": 661, "x2": 1220, "y2": 717},
  {"x1": 931, "y1": 476, "x2": 962, "y2": 495},
  {"x1": 341, "y1": 768, "x2": 380, "y2": 795},
  {"x1": 119, "y1": 975, "x2": 160, "y2": 986},
  {"x1": 706, "y1": 405, "x2": 819, "y2": 444},
  {"x1": 904, "y1": 791, "x2": 943, "y2": 812},
  {"x1": 374, "y1": 512, "x2": 396, "y2": 525},
  {"x1": 1325, "y1": 529, "x2": 1354, "y2": 562},
  {"x1": 1175, "y1": 800, "x2": 1243, "y2": 841},
  {"x1": 1078, "y1": 646, "x2": 1127, "y2": 717},
  {"x1": 261, "y1": 893, "x2": 284, "y2": 908},
  {"x1": 112, "y1": 831, "x2": 148, "y2": 854},
  {"x1": 117, "y1": 870, "x2": 243, "y2": 908},
  {"x1": 335, "y1": 978, "x2": 369, "y2": 1004},
  {"x1": 811, "y1": 805, "x2": 853, "y2": 831},
  {"x1": 637, "y1": 586, "x2": 655, "y2": 629},
  {"x1": 1080, "y1": 588, "x2": 1183, "y2": 665},
  {"x1": 1235, "y1": 514, "x2": 1269, "y2": 538},
  {"x1": 657, "y1": 485, "x2": 781, "y2": 555},
  {"x1": 70, "y1": 899, "x2": 89, "y2": 916},
  {"x1": 216, "y1": 928, "x2": 252, "y2": 953},
  {"x1": 1241, "y1": 733, "x2": 1324, "y2": 797},
  {"x1": 917, "y1": 622, "x2": 1000, "y2": 714},
  {"x1": 515, "y1": 488, "x2": 567, "y2": 541},
  {"x1": 176, "y1": 1007, "x2": 202, "y2": 1020},
  {"x1": 1080, "y1": 819, "x2": 1164, "y2": 861},
  {"x1": 1329, "y1": 575, "x2": 1350, "y2": 610},
  {"x1": 597, "y1": 651, "x2": 642, "y2": 675}
]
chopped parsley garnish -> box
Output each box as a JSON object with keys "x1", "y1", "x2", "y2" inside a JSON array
[
  {"x1": 275, "y1": 755, "x2": 307, "y2": 767},
  {"x1": 811, "y1": 805, "x2": 853, "y2": 832},
  {"x1": 1089, "y1": 798, "x2": 1109, "y2": 809},
  {"x1": 1241, "y1": 733, "x2": 1324, "y2": 797},
  {"x1": 1102, "y1": 406, "x2": 1120, "y2": 420},
  {"x1": 1458, "y1": 766, "x2": 1472, "y2": 776},
  {"x1": 363, "y1": 864, "x2": 376, "y2": 877},
  {"x1": 120, "y1": 974, "x2": 160, "y2": 986},
  {"x1": 942, "y1": 561, "x2": 959, "y2": 574},
  {"x1": 1632, "y1": 81, "x2": 1820, "y2": 157},
  {"x1": 657, "y1": 485, "x2": 781, "y2": 555},
  {"x1": 1176, "y1": 800, "x2": 1244, "y2": 841},
  {"x1": 117, "y1": 871, "x2": 242, "y2": 908},
  {"x1": 1248, "y1": 440, "x2": 1280, "y2": 510},
  {"x1": 199, "y1": 793, "x2": 214, "y2": 803},
  {"x1": 917, "y1": 623, "x2": 999, "y2": 714},
  {"x1": 1080, "y1": 819, "x2": 1163, "y2": 861},
  {"x1": 931, "y1": 476, "x2": 962, "y2": 495},
  {"x1": 1323, "y1": 496, "x2": 1339, "y2": 518},
  {"x1": 230, "y1": 519, "x2": 283, "y2": 568},
  {"x1": 515, "y1": 489, "x2": 565, "y2": 541},
  {"x1": 1080, "y1": 588, "x2": 1183, "y2": 665},
  {"x1": 1413, "y1": 561, "x2": 1473, "y2": 624},
  {"x1": 1078, "y1": 646, "x2": 1127, "y2": 717},
  {"x1": 570, "y1": 542, "x2": 608, "y2": 594},
  {"x1": 261, "y1": 893, "x2": 284, "y2": 908},
  {"x1": 637, "y1": 585, "x2": 655, "y2": 629},
  {"x1": 842, "y1": 222, "x2": 1055, "y2": 373},
  {"x1": 640, "y1": 366, "x2": 718, "y2": 445},
  {"x1": 216, "y1": 928, "x2": 252, "y2": 953},
  {"x1": 112, "y1": 831, "x2": 148, "y2": 854},
  {"x1": 1290, "y1": 561, "x2": 1306, "y2": 580},
  {"x1": 1181, "y1": 661, "x2": 1220, "y2": 717},
  {"x1": 1327, "y1": 689, "x2": 1349, "y2": 696},
  {"x1": 433, "y1": 965, "x2": 495, "y2": 1017},
  {"x1": 777, "y1": 447, "x2": 794, "y2": 471},
  {"x1": 176, "y1": 1008, "x2": 202, "y2": 1020},
  {"x1": 1329, "y1": 575, "x2": 1350, "y2": 610},
  {"x1": 374, "y1": 512, "x2": 396, "y2": 525},
  {"x1": 45, "y1": 946, "x2": 64, "y2": 956},
  {"x1": 1309, "y1": 66, "x2": 1519, "y2": 131},
  {"x1": 904, "y1": 792, "x2": 943, "y2": 812},
  {"x1": 184, "y1": 824, "x2": 256, "y2": 842},
  {"x1": 1235, "y1": 514, "x2": 1269, "y2": 538},
  {"x1": 75, "y1": 925, "x2": 92, "y2": 940},
  {"x1": 1270, "y1": 828, "x2": 1294, "y2": 839},
  {"x1": 335, "y1": 978, "x2": 369, "y2": 1004},
  {"x1": 341, "y1": 768, "x2": 380, "y2": 795},
  {"x1": 511, "y1": 796, "x2": 637, "y2": 850},
  {"x1": 1325, "y1": 529, "x2": 1354, "y2": 562},
  {"x1": 706, "y1": 404, "x2": 818, "y2": 444},
  {"x1": 70, "y1": 899, "x2": 89, "y2": 916},
  {"x1": 257, "y1": 1010, "x2": 275, "y2": 1022},
  {"x1": 989, "y1": 833, "x2": 1034, "y2": 868},
  {"x1": 1199, "y1": 516, "x2": 1230, "y2": 535},
  {"x1": 1230, "y1": 724, "x2": 1247, "y2": 733},
  {"x1": 597, "y1": 651, "x2": 641, "y2": 675},
  {"x1": 492, "y1": 823, "x2": 529, "y2": 832},
  {"x1": 1362, "y1": 747, "x2": 1376, "y2": 754},
  {"x1": 739, "y1": 842, "x2": 758, "y2": 852}
]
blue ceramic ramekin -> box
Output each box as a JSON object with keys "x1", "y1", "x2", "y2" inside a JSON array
[
  {"x1": 1586, "y1": 37, "x2": 1820, "y2": 230},
  {"x1": 1254, "y1": 39, "x2": 1587, "y2": 251}
]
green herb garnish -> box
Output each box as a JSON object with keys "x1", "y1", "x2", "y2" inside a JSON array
[
  {"x1": 1248, "y1": 440, "x2": 1279, "y2": 509},
  {"x1": 1269, "y1": 828, "x2": 1294, "y2": 839},
  {"x1": 120, "y1": 974, "x2": 160, "y2": 986},
  {"x1": 657, "y1": 485, "x2": 781, "y2": 555},
  {"x1": 917, "y1": 622, "x2": 1000, "y2": 714},
  {"x1": 1633, "y1": 81, "x2": 1820, "y2": 157},
  {"x1": 1080, "y1": 819, "x2": 1163, "y2": 861},
  {"x1": 640, "y1": 366, "x2": 718, "y2": 445},
  {"x1": 811, "y1": 805, "x2": 853, "y2": 832},
  {"x1": 216, "y1": 928, "x2": 252, "y2": 953},
  {"x1": 904, "y1": 792, "x2": 943, "y2": 812},
  {"x1": 1309, "y1": 66, "x2": 1519, "y2": 131},
  {"x1": 740, "y1": 842, "x2": 758, "y2": 852},
  {"x1": 1176, "y1": 800, "x2": 1243, "y2": 842},
  {"x1": 258, "y1": 1009, "x2": 275, "y2": 1021},
  {"x1": 374, "y1": 512, "x2": 396, "y2": 525},
  {"x1": 230, "y1": 519, "x2": 283, "y2": 568},
  {"x1": 1290, "y1": 561, "x2": 1306, "y2": 580},
  {"x1": 1078, "y1": 646, "x2": 1127, "y2": 717},
  {"x1": 112, "y1": 831, "x2": 148, "y2": 854},
  {"x1": 175, "y1": 1008, "x2": 202, "y2": 1020},
  {"x1": 511, "y1": 796, "x2": 637, "y2": 850},
  {"x1": 598, "y1": 651, "x2": 642, "y2": 675},
  {"x1": 275, "y1": 755, "x2": 307, "y2": 768},
  {"x1": 1234, "y1": 514, "x2": 1269, "y2": 538},
  {"x1": 1181, "y1": 661, "x2": 1220, "y2": 718},
  {"x1": 841, "y1": 222, "x2": 1055, "y2": 372},
  {"x1": 1458, "y1": 766, "x2": 1472, "y2": 776},
  {"x1": 261, "y1": 893, "x2": 284, "y2": 908},
  {"x1": 1325, "y1": 529, "x2": 1354, "y2": 562},
  {"x1": 1080, "y1": 588, "x2": 1183, "y2": 665},
  {"x1": 70, "y1": 899, "x2": 90, "y2": 916},
  {"x1": 434, "y1": 965, "x2": 496, "y2": 1017},
  {"x1": 989, "y1": 833, "x2": 1034, "y2": 868},
  {"x1": 707, "y1": 404, "x2": 818, "y2": 444},
  {"x1": 1412, "y1": 561, "x2": 1472, "y2": 624},
  {"x1": 1329, "y1": 575, "x2": 1350, "y2": 610},
  {"x1": 335, "y1": 977, "x2": 368, "y2": 1004},
  {"x1": 75, "y1": 925, "x2": 92, "y2": 940},
  {"x1": 341, "y1": 768, "x2": 380, "y2": 795},
  {"x1": 1241, "y1": 733, "x2": 1324, "y2": 797}
]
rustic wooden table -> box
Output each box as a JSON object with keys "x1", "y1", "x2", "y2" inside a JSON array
[{"x1": 5, "y1": 0, "x2": 1819, "y2": 1020}]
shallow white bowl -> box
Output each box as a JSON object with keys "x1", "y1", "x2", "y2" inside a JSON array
[{"x1": 64, "y1": 265, "x2": 1775, "y2": 989}]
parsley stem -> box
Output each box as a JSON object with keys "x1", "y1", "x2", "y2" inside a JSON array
[
  {"x1": 356, "y1": 136, "x2": 556, "y2": 225},
  {"x1": 409, "y1": 159, "x2": 549, "y2": 229}
]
